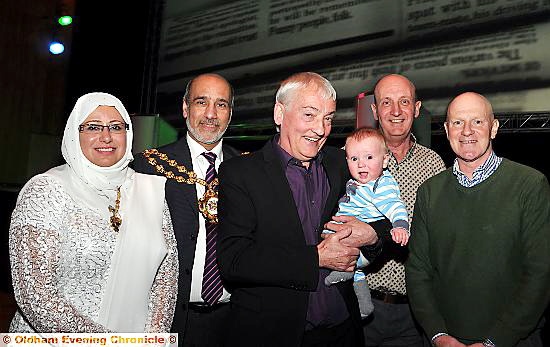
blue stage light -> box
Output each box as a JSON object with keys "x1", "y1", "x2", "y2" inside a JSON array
[{"x1": 49, "y1": 41, "x2": 65, "y2": 55}]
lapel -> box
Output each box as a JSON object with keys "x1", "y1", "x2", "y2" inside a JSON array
[
  {"x1": 258, "y1": 140, "x2": 346, "y2": 244},
  {"x1": 321, "y1": 148, "x2": 345, "y2": 227},
  {"x1": 222, "y1": 142, "x2": 238, "y2": 160},
  {"x1": 261, "y1": 140, "x2": 305, "y2": 243},
  {"x1": 171, "y1": 137, "x2": 199, "y2": 215}
]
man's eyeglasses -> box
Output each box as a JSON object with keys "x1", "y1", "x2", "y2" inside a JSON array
[{"x1": 78, "y1": 122, "x2": 130, "y2": 134}]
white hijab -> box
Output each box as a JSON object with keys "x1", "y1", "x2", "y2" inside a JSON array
[{"x1": 49, "y1": 92, "x2": 135, "y2": 219}]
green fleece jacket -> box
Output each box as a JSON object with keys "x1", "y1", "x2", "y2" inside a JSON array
[{"x1": 406, "y1": 159, "x2": 550, "y2": 346}]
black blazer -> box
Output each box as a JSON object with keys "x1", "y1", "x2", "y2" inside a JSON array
[
  {"x1": 217, "y1": 139, "x2": 384, "y2": 346},
  {"x1": 133, "y1": 136, "x2": 240, "y2": 337}
]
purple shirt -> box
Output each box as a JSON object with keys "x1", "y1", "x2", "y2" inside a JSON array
[{"x1": 274, "y1": 137, "x2": 349, "y2": 329}]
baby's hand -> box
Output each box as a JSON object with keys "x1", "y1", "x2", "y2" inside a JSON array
[{"x1": 390, "y1": 228, "x2": 409, "y2": 246}]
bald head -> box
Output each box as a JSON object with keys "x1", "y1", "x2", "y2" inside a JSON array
[
  {"x1": 447, "y1": 92, "x2": 494, "y2": 121},
  {"x1": 373, "y1": 74, "x2": 416, "y2": 104},
  {"x1": 444, "y1": 92, "x2": 499, "y2": 173},
  {"x1": 184, "y1": 73, "x2": 234, "y2": 108},
  {"x1": 370, "y1": 74, "x2": 421, "y2": 145}
]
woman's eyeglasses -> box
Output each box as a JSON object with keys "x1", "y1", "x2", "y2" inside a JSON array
[{"x1": 78, "y1": 122, "x2": 130, "y2": 134}]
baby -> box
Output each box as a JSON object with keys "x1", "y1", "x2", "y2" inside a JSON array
[{"x1": 323, "y1": 127, "x2": 409, "y2": 318}]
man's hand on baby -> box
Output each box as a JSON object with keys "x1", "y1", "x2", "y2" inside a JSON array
[
  {"x1": 324, "y1": 215, "x2": 379, "y2": 248},
  {"x1": 390, "y1": 227, "x2": 409, "y2": 246}
]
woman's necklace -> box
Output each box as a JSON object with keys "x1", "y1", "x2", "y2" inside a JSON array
[{"x1": 108, "y1": 187, "x2": 122, "y2": 232}]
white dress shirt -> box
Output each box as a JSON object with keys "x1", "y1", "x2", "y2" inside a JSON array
[{"x1": 186, "y1": 134, "x2": 230, "y2": 303}]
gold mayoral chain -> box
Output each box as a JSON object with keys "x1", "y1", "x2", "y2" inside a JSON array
[
  {"x1": 143, "y1": 149, "x2": 219, "y2": 224},
  {"x1": 108, "y1": 187, "x2": 122, "y2": 232}
]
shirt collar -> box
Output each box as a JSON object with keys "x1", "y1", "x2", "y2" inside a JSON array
[
  {"x1": 186, "y1": 132, "x2": 223, "y2": 161},
  {"x1": 452, "y1": 151, "x2": 502, "y2": 187},
  {"x1": 388, "y1": 133, "x2": 417, "y2": 167}
]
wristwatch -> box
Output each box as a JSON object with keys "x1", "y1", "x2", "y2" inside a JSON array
[{"x1": 482, "y1": 338, "x2": 496, "y2": 347}]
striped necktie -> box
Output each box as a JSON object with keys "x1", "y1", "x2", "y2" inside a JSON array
[{"x1": 200, "y1": 151, "x2": 223, "y2": 305}]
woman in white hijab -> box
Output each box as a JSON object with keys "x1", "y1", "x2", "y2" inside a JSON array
[{"x1": 8, "y1": 92, "x2": 178, "y2": 333}]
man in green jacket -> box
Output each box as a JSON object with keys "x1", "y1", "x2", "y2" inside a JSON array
[{"x1": 406, "y1": 92, "x2": 550, "y2": 347}]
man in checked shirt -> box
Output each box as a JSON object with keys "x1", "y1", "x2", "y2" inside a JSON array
[{"x1": 362, "y1": 74, "x2": 446, "y2": 346}]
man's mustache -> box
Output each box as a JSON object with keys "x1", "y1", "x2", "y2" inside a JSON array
[{"x1": 201, "y1": 119, "x2": 219, "y2": 126}]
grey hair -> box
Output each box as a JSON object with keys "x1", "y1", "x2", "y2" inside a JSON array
[{"x1": 275, "y1": 72, "x2": 336, "y2": 106}]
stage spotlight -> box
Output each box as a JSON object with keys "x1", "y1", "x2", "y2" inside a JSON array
[
  {"x1": 49, "y1": 41, "x2": 65, "y2": 55},
  {"x1": 58, "y1": 15, "x2": 72, "y2": 26}
]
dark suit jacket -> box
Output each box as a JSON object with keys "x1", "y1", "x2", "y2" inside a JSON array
[
  {"x1": 217, "y1": 139, "x2": 384, "y2": 347},
  {"x1": 133, "y1": 136, "x2": 240, "y2": 337}
]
